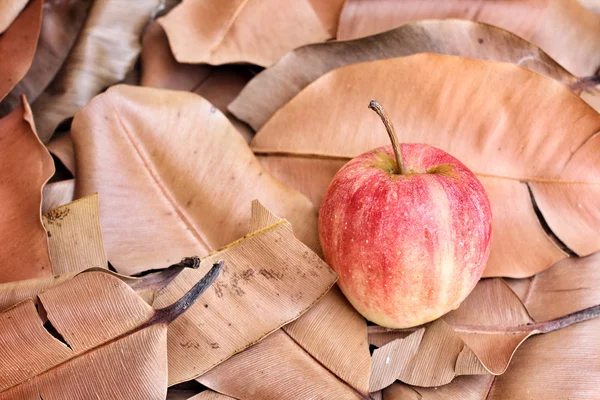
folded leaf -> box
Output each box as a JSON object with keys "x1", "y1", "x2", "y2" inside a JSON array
[
  {"x1": 47, "y1": 130, "x2": 76, "y2": 175},
  {"x1": 152, "y1": 201, "x2": 337, "y2": 385},
  {"x1": 307, "y1": 0, "x2": 345, "y2": 36},
  {"x1": 0, "y1": 0, "x2": 42, "y2": 102},
  {"x1": 0, "y1": 263, "x2": 222, "y2": 399},
  {"x1": 158, "y1": 0, "x2": 331, "y2": 67},
  {"x1": 188, "y1": 391, "x2": 236, "y2": 400},
  {"x1": 230, "y1": 19, "x2": 577, "y2": 131},
  {"x1": 0, "y1": 0, "x2": 92, "y2": 117},
  {"x1": 31, "y1": 0, "x2": 159, "y2": 142},
  {"x1": 43, "y1": 194, "x2": 107, "y2": 274},
  {"x1": 42, "y1": 179, "x2": 75, "y2": 214},
  {"x1": 0, "y1": 96, "x2": 54, "y2": 283},
  {"x1": 71, "y1": 85, "x2": 318, "y2": 275},
  {"x1": 0, "y1": 0, "x2": 28, "y2": 34},
  {"x1": 337, "y1": 0, "x2": 600, "y2": 77},
  {"x1": 251, "y1": 54, "x2": 600, "y2": 278},
  {"x1": 384, "y1": 375, "x2": 494, "y2": 399}
]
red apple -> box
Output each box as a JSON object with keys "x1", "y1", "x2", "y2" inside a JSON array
[{"x1": 319, "y1": 101, "x2": 492, "y2": 328}]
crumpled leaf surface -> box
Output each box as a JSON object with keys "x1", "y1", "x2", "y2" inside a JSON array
[
  {"x1": 0, "y1": 0, "x2": 42, "y2": 102},
  {"x1": 251, "y1": 53, "x2": 600, "y2": 278},
  {"x1": 0, "y1": 265, "x2": 221, "y2": 399},
  {"x1": 71, "y1": 84, "x2": 318, "y2": 275},
  {"x1": 42, "y1": 194, "x2": 107, "y2": 274},
  {"x1": 0, "y1": 0, "x2": 28, "y2": 34},
  {"x1": 158, "y1": 0, "x2": 331, "y2": 67},
  {"x1": 31, "y1": 0, "x2": 159, "y2": 142},
  {"x1": 140, "y1": 22, "x2": 256, "y2": 142},
  {"x1": 0, "y1": 0, "x2": 92, "y2": 117},
  {"x1": 230, "y1": 19, "x2": 577, "y2": 131},
  {"x1": 152, "y1": 201, "x2": 337, "y2": 385},
  {"x1": 337, "y1": 0, "x2": 600, "y2": 77},
  {"x1": 0, "y1": 96, "x2": 54, "y2": 283}
]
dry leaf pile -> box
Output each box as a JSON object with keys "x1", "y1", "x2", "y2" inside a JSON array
[{"x1": 1, "y1": 1, "x2": 599, "y2": 399}]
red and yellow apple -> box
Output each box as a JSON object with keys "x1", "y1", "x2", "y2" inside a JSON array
[{"x1": 319, "y1": 101, "x2": 492, "y2": 328}]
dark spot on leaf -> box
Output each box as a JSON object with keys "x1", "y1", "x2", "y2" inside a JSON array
[{"x1": 478, "y1": 38, "x2": 484, "y2": 44}]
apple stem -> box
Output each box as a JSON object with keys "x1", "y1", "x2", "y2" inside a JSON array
[{"x1": 368, "y1": 100, "x2": 407, "y2": 175}]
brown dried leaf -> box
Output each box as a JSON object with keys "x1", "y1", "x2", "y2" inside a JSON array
[
  {"x1": 42, "y1": 194, "x2": 107, "y2": 274},
  {"x1": 71, "y1": 85, "x2": 318, "y2": 275},
  {"x1": 0, "y1": 0, "x2": 42, "y2": 102},
  {"x1": 187, "y1": 391, "x2": 236, "y2": 400},
  {"x1": 307, "y1": 0, "x2": 345, "y2": 37},
  {"x1": 42, "y1": 179, "x2": 75, "y2": 214},
  {"x1": 230, "y1": 19, "x2": 576, "y2": 131},
  {"x1": 140, "y1": 22, "x2": 255, "y2": 141},
  {"x1": 197, "y1": 330, "x2": 362, "y2": 399},
  {"x1": 31, "y1": 0, "x2": 159, "y2": 142},
  {"x1": 152, "y1": 201, "x2": 337, "y2": 385},
  {"x1": 0, "y1": 264, "x2": 221, "y2": 399},
  {"x1": 158, "y1": 0, "x2": 331, "y2": 67},
  {"x1": 251, "y1": 54, "x2": 600, "y2": 278},
  {"x1": 384, "y1": 375, "x2": 494, "y2": 399},
  {"x1": 0, "y1": 0, "x2": 28, "y2": 34},
  {"x1": 0, "y1": 0, "x2": 93, "y2": 117},
  {"x1": 337, "y1": 0, "x2": 600, "y2": 77},
  {"x1": 0, "y1": 96, "x2": 54, "y2": 283}
]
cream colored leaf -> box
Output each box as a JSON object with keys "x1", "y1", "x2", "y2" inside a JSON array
[
  {"x1": 42, "y1": 179, "x2": 75, "y2": 214},
  {"x1": 187, "y1": 391, "x2": 236, "y2": 400},
  {"x1": 42, "y1": 194, "x2": 107, "y2": 274},
  {"x1": 158, "y1": 0, "x2": 331, "y2": 67}
]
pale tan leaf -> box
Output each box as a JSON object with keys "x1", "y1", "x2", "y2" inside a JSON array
[
  {"x1": 0, "y1": 273, "x2": 75, "y2": 313},
  {"x1": 307, "y1": 0, "x2": 345, "y2": 36},
  {"x1": 0, "y1": 0, "x2": 42, "y2": 102},
  {"x1": 0, "y1": 96, "x2": 54, "y2": 283},
  {"x1": 337, "y1": 0, "x2": 600, "y2": 77},
  {"x1": 187, "y1": 391, "x2": 236, "y2": 400},
  {"x1": 152, "y1": 202, "x2": 336, "y2": 385},
  {"x1": 0, "y1": 0, "x2": 28, "y2": 34},
  {"x1": 251, "y1": 54, "x2": 600, "y2": 278},
  {"x1": 158, "y1": 0, "x2": 331, "y2": 67},
  {"x1": 32, "y1": 0, "x2": 160, "y2": 142},
  {"x1": 71, "y1": 85, "x2": 318, "y2": 275},
  {"x1": 384, "y1": 376, "x2": 495, "y2": 400},
  {"x1": 42, "y1": 194, "x2": 107, "y2": 274},
  {"x1": 579, "y1": 0, "x2": 600, "y2": 13},
  {"x1": 0, "y1": 0, "x2": 92, "y2": 117},
  {"x1": 197, "y1": 330, "x2": 362, "y2": 399},
  {"x1": 42, "y1": 179, "x2": 75, "y2": 214},
  {"x1": 230, "y1": 19, "x2": 576, "y2": 131},
  {"x1": 0, "y1": 264, "x2": 221, "y2": 399},
  {"x1": 47, "y1": 130, "x2": 76, "y2": 175}
]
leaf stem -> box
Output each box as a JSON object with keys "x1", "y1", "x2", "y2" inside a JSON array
[
  {"x1": 533, "y1": 303, "x2": 600, "y2": 333},
  {"x1": 368, "y1": 100, "x2": 407, "y2": 175}
]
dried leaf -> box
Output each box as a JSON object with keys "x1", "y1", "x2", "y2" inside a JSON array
[
  {"x1": 158, "y1": 0, "x2": 331, "y2": 67},
  {"x1": 197, "y1": 330, "x2": 362, "y2": 399},
  {"x1": 140, "y1": 22, "x2": 255, "y2": 141},
  {"x1": 230, "y1": 19, "x2": 576, "y2": 131},
  {"x1": 0, "y1": 0, "x2": 42, "y2": 102},
  {"x1": 187, "y1": 391, "x2": 236, "y2": 400},
  {"x1": 0, "y1": 263, "x2": 221, "y2": 399},
  {"x1": 152, "y1": 201, "x2": 336, "y2": 384},
  {"x1": 46, "y1": 130, "x2": 76, "y2": 175},
  {"x1": 0, "y1": 96, "x2": 54, "y2": 283},
  {"x1": 337, "y1": 0, "x2": 600, "y2": 77},
  {"x1": 42, "y1": 194, "x2": 107, "y2": 274},
  {"x1": 42, "y1": 179, "x2": 75, "y2": 214},
  {"x1": 0, "y1": 0, "x2": 28, "y2": 34},
  {"x1": 31, "y1": 0, "x2": 160, "y2": 142},
  {"x1": 0, "y1": 0, "x2": 93, "y2": 117},
  {"x1": 384, "y1": 375, "x2": 494, "y2": 399},
  {"x1": 71, "y1": 85, "x2": 318, "y2": 275},
  {"x1": 307, "y1": 0, "x2": 346, "y2": 37},
  {"x1": 251, "y1": 54, "x2": 600, "y2": 278}
]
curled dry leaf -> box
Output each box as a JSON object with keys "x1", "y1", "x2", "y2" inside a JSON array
[
  {"x1": 0, "y1": 0, "x2": 93, "y2": 117},
  {"x1": 337, "y1": 0, "x2": 600, "y2": 77},
  {"x1": 31, "y1": 0, "x2": 160, "y2": 142},
  {"x1": 42, "y1": 179, "x2": 75, "y2": 214},
  {"x1": 46, "y1": 129, "x2": 76, "y2": 176},
  {"x1": 71, "y1": 85, "x2": 318, "y2": 275},
  {"x1": 0, "y1": 0, "x2": 28, "y2": 34},
  {"x1": 152, "y1": 201, "x2": 338, "y2": 385},
  {"x1": 158, "y1": 0, "x2": 331, "y2": 67},
  {"x1": 0, "y1": 0, "x2": 42, "y2": 102},
  {"x1": 230, "y1": 19, "x2": 577, "y2": 131},
  {"x1": 0, "y1": 263, "x2": 222, "y2": 399},
  {"x1": 251, "y1": 54, "x2": 600, "y2": 278},
  {"x1": 0, "y1": 96, "x2": 54, "y2": 283},
  {"x1": 384, "y1": 375, "x2": 494, "y2": 400},
  {"x1": 42, "y1": 194, "x2": 107, "y2": 274},
  {"x1": 197, "y1": 330, "x2": 363, "y2": 399},
  {"x1": 140, "y1": 22, "x2": 256, "y2": 142}
]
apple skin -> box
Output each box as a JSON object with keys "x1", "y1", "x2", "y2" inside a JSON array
[{"x1": 319, "y1": 143, "x2": 492, "y2": 328}]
